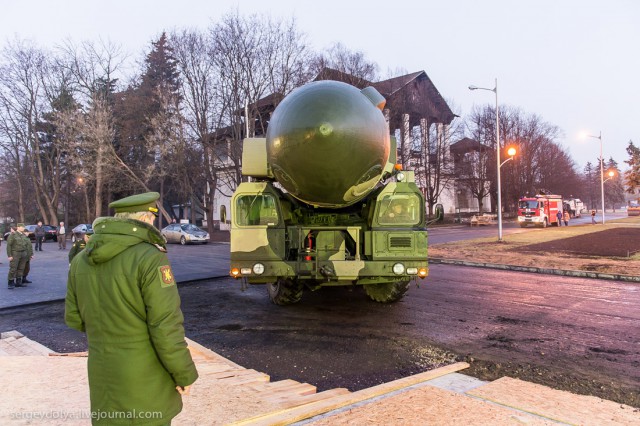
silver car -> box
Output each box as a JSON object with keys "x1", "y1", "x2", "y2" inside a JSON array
[
  {"x1": 71, "y1": 223, "x2": 94, "y2": 242},
  {"x1": 161, "y1": 223, "x2": 210, "y2": 245}
]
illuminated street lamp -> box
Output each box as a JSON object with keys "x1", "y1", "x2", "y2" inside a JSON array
[
  {"x1": 585, "y1": 132, "x2": 606, "y2": 224},
  {"x1": 469, "y1": 78, "x2": 511, "y2": 241},
  {"x1": 604, "y1": 170, "x2": 615, "y2": 183}
]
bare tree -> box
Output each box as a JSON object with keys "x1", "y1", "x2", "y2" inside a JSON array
[
  {"x1": 170, "y1": 28, "x2": 223, "y2": 233},
  {"x1": 310, "y1": 42, "x2": 379, "y2": 83},
  {"x1": 413, "y1": 119, "x2": 460, "y2": 216},
  {"x1": 56, "y1": 39, "x2": 126, "y2": 219},
  {"x1": 468, "y1": 104, "x2": 581, "y2": 213},
  {"x1": 0, "y1": 39, "x2": 65, "y2": 224},
  {"x1": 209, "y1": 11, "x2": 311, "y2": 197}
]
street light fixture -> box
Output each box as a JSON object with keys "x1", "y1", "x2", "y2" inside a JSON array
[
  {"x1": 501, "y1": 146, "x2": 517, "y2": 167},
  {"x1": 585, "y1": 132, "x2": 606, "y2": 224},
  {"x1": 604, "y1": 170, "x2": 615, "y2": 183},
  {"x1": 469, "y1": 78, "x2": 508, "y2": 241}
]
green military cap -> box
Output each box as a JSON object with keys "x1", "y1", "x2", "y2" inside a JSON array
[
  {"x1": 109, "y1": 192, "x2": 160, "y2": 214},
  {"x1": 17, "y1": 222, "x2": 25, "y2": 227}
]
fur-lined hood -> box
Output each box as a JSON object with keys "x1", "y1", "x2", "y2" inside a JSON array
[{"x1": 83, "y1": 217, "x2": 166, "y2": 265}]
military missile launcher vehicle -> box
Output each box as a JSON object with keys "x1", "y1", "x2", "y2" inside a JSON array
[{"x1": 230, "y1": 80, "x2": 430, "y2": 304}]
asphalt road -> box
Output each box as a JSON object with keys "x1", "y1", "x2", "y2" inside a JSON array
[
  {"x1": 2, "y1": 262, "x2": 638, "y2": 408},
  {"x1": 1, "y1": 210, "x2": 636, "y2": 408}
]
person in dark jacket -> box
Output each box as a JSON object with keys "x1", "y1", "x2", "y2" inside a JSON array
[
  {"x1": 65, "y1": 192, "x2": 198, "y2": 425},
  {"x1": 34, "y1": 220, "x2": 46, "y2": 251}
]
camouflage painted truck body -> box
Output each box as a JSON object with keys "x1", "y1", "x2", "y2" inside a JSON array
[{"x1": 230, "y1": 81, "x2": 429, "y2": 304}]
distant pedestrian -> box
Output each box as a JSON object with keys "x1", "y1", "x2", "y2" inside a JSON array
[
  {"x1": 57, "y1": 221, "x2": 67, "y2": 250},
  {"x1": 563, "y1": 210, "x2": 570, "y2": 226},
  {"x1": 556, "y1": 210, "x2": 563, "y2": 226},
  {"x1": 34, "y1": 220, "x2": 45, "y2": 251},
  {"x1": 591, "y1": 209, "x2": 596, "y2": 224}
]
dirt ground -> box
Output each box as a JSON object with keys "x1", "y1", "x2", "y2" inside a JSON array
[
  {"x1": 517, "y1": 227, "x2": 640, "y2": 257},
  {"x1": 429, "y1": 225, "x2": 640, "y2": 276}
]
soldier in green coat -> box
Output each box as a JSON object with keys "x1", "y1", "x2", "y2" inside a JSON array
[
  {"x1": 68, "y1": 231, "x2": 89, "y2": 264},
  {"x1": 7, "y1": 223, "x2": 33, "y2": 289},
  {"x1": 65, "y1": 192, "x2": 198, "y2": 425}
]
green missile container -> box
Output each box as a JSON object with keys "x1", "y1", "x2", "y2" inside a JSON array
[{"x1": 266, "y1": 80, "x2": 390, "y2": 208}]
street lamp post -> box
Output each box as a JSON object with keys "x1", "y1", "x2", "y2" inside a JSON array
[
  {"x1": 469, "y1": 78, "x2": 506, "y2": 241},
  {"x1": 586, "y1": 132, "x2": 605, "y2": 224}
]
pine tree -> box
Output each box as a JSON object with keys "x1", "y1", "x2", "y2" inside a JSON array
[
  {"x1": 605, "y1": 157, "x2": 625, "y2": 211},
  {"x1": 624, "y1": 140, "x2": 640, "y2": 194}
]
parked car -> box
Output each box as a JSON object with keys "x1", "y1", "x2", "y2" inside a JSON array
[
  {"x1": 43, "y1": 225, "x2": 58, "y2": 241},
  {"x1": 3, "y1": 225, "x2": 35, "y2": 241},
  {"x1": 22, "y1": 225, "x2": 38, "y2": 241},
  {"x1": 161, "y1": 223, "x2": 209, "y2": 245},
  {"x1": 71, "y1": 224, "x2": 94, "y2": 242},
  {"x1": 24, "y1": 224, "x2": 58, "y2": 242},
  {"x1": 3, "y1": 225, "x2": 36, "y2": 241}
]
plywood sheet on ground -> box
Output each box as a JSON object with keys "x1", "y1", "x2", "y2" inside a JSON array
[
  {"x1": 0, "y1": 356, "x2": 90, "y2": 426},
  {"x1": 307, "y1": 384, "x2": 553, "y2": 425},
  {"x1": 467, "y1": 377, "x2": 640, "y2": 425}
]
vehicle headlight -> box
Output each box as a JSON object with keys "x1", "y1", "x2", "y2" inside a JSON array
[
  {"x1": 406, "y1": 267, "x2": 418, "y2": 275},
  {"x1": 392, "y1": 263, "x2": 405, "y2": 275},
  {"x1": 396, "y1": 172, "x2": 405, "y2": 182},
  {"x1": 240, "y1": 267, "x2": 252, "y2": 275},
  {"x1": 253, "y1": 263, "x2": 265, "y2": 275}
]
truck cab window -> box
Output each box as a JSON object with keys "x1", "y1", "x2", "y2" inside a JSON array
[
  {"x1": 378, "y1": 194, "x2": 421, "y2": 225},
  {"x1": 236, "y1": 195, "x2": 279, "y2": 226}
]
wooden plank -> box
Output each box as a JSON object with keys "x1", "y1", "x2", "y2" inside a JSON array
[
  {"x1": 186, "y1": 338, "x2": 243, "y2": 368},
  {"x1": 194, "y1": 361, "x2": 246, "y2": 375},
  {"x1": 293, "y1": 382, "x2": 550, "y2": 425},
  {"x1": 274, "y1": 388, "x2": 351, "y2": 409},
  {"x1": 246, "y1": 379, "x2": 300, "y2": 392},
  {"x1": 258, "y1": 383, "x2": 318, "y2": 400},
  {"x1": 217, "y1": 373, "x2": 271, "y2": 386},
  {"x1": 206, "y1": 368, "x2": 258, "y2": 379},
  {"x1": 49, "y1": 352, "x2": 88, "y2": 357},
  {"x1": 229, "y1": 362, "x2": 470, "y2": 425},
  {"x1": 467, "y1": 377, "x2": 640, "y2": 425}
]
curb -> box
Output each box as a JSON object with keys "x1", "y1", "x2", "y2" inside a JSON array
[{"x1": 429, "y1": 258, "x2": 640, "y2": 283}]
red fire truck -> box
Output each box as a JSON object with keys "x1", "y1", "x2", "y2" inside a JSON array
[{"x1": 517, "y1": 194, "x2": 563, "y2": 228}]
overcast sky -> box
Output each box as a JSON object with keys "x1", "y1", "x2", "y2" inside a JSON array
[{"x1": 2, "y1": 0, "x2": 638, "y2": 171}]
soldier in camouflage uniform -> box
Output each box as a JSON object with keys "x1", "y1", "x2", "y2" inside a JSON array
[
  {"x1": 68, "y1": 231, "x2": 89, "y2": 264},
  {"x1": 6, "y1": 223, "x2": 33, "y2": 289}
]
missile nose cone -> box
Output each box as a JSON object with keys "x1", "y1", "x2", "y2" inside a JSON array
[{"x1": 266, "y1": 81, "x2": 390, "y2": 208}]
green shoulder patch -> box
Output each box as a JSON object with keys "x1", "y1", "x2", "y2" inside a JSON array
[{"x1": 158, "y1": 265, "x2": 176, "y2": 287}]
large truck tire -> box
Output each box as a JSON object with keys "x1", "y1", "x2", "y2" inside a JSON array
[
  {"x1": 364, "y1": 280, "x2": 410, "y2": 303},
  {"x1": 267, "y1": 278, "x2": 303, "y2": 305}
]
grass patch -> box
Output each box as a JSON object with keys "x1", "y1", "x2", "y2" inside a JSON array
[{"x1": 429, "y1": 215, "x2": 640, "y2": 276}]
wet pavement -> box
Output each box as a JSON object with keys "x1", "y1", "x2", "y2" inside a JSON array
[{"x1": 0, "y1": 240, "x2": 230, "y2": 309}]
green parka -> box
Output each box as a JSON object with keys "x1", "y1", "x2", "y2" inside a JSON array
[
  {"x1": 65, "y1": 217, "x2": 198, "y2": 425},
  {"x1": 6, "y1": 230, "x2": 32, "y2": 256}
]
